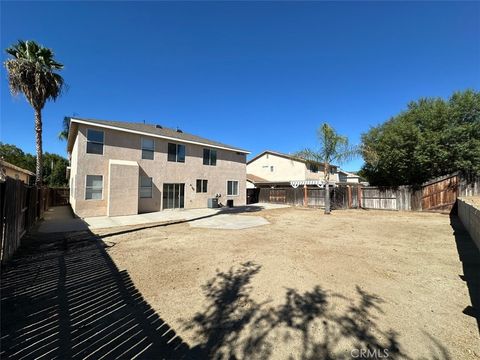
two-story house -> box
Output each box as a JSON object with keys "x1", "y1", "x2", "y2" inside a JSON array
[
  {"x1": 246, "y1": 150, "x2": 339, "y2": 188},
  {"x1": 67, "y1": 117, "x2": 248, "y2": 218}
]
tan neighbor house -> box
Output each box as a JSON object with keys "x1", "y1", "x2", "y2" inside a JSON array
[
  {"x1": 67, "y1": 117, "x2": 248, "y2": 218},
  {"x1": 246, "y1": 150, "x2": 339, "y2": 188},
  {"x1": 0, "y1": 159, "x2": 34, "y2": 184}
]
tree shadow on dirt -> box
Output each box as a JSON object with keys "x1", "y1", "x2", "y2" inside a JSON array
[{"x1": 184, "y1": 262, "x2": 451, "y2": 360}]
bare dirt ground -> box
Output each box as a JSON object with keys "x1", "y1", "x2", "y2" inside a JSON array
[{"x1": 98, "y1": 208, "x2": 480, "y2": 360}]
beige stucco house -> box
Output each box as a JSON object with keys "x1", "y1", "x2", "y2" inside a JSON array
[
  {"x1": 0, "y1": 159, "x2": 34, "y2": 184},
  {"x1": 67, "y1": 117, "x2": 248, "y2": 218},
  {"x1": 246, "y1": 150, "x2": 339, "y2": 188}
]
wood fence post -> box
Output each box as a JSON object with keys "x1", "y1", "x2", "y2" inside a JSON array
[
  {"x1": 358, "y1": 185, "x2": 362, "y2": 209},
  {"x1": 303, "y1": 184, "x2": 307, "y2": 207},
  {"x1": 348, "y1": 186, "x2": 352, "y2": 209}
]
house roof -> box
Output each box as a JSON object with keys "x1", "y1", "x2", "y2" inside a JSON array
[
  {"x1": 338, "y1": 169, "x2": 360, "y2": 177},
  {"x1": 0, "y1": 159, "x2": 35, "y2": 176},
  {"x1": 66, "y1": 117, "x2": 250, "y2": 154},
  {"x1": 246, "y1": 173, "x2": 269, "y2": 183},
  {"x1": 247, "y1": 150, "x2": 337, "y2": 168}
]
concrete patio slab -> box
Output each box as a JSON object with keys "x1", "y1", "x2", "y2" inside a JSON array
[
  {"x1": 189, "y1": 214, "x2": 270, "y2": 229},
  {"x1": 84, "y1": 203, "x2": 287, "y2": 230}
]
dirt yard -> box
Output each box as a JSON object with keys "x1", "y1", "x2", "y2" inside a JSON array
[{"x1": 98, "y1": 207, "x2": 478, "y2": 359}]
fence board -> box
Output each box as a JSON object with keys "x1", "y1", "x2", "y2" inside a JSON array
[{"x1": 1, "y1": 178, "x2": 50, "y2": 265}]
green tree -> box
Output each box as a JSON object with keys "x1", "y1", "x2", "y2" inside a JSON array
[
  {"x1": 361, "y1": 90, "x2": 480, "y2": 186},
  {"x1": 43, "y1": 152, "x2": 69, "y2": 187},
  {"x1": 0, "y1": 143, "x2": 68, "y2": 186},
  {"x1": 0, "y1": 142, "x2": 36, "y2": 172},
  {"x1": 4, "y1": 40, "x2": 65, "y2": 186},
  {"x1": 296, "y1": 123, "x2": 358, "y2": 214}
]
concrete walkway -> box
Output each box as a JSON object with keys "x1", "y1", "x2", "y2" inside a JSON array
[{"x1": 38, "y1": 206, "x2": 89, "y2": 233}]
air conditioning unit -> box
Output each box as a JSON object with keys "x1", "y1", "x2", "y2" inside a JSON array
[{"x1": 208, "y1": 198, "x2": 219, "y2": 208}]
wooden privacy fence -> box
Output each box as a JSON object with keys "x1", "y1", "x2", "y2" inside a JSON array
[
  {"x1": 48, "y1": 187, "x2": 69, "y2": 206},
  {"x1": 361, "y1": 173, "x2": 480, "y2": 212},
  {"x1": 252, "y1": 172, "x2": 480, "y2": 212},
  {"x1": 0, "y1": 178, "x2": 51, "y2": 265},
  {"x1": 257, "y1": 184, "x2": 360, "y2": 210}
]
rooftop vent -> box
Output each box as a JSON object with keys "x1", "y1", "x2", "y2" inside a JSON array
[
  {"x1": 176, "y1": 128, "x2": 183, "y2": 133},
  {"x1": 155, "y1": 124, "x2": 162, "y2": 129}
]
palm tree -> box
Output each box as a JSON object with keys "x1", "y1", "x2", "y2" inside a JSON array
[
  {"x1": 4, "y1": 40, "x2": 65, "y2": 186},
  {"x1": 58, "y1": 116, "x2": 70, "y2": 141},
  {"x1": 296, "y1": 123, "x2": 358, "y2": 214}
]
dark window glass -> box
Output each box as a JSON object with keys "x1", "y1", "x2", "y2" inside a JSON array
[
  {"x1": 168, "y1": 143, "x2": 177, "y2": 162},
  {"x1": 87, "y1": 129, "x2": 104, "y2": 154},
  {"x1": 210, "y1": 150, "x2": 217, "y2": 166},
  {"x1": 203, "y1": 149, "x2": 210, "y2": 165},
  {"x1": 203, "y1": 148, "x2": 217, "y2": 166},
  {"x1": 177, "y1": 144, "x2": 185, "y2": 163},
  {"x1": 227, "y1": 181, "x2": 238, "y2": 196},
  {"x1": 196, "y1": 179, "x2": 208, "y2": 193}
]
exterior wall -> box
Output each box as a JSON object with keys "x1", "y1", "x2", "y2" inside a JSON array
[
  {"x1": 108, "y1": 160, "x2": 139, "y2": 216},
  {"x1": 69, "y1": 137, "x2": 79, "y2": 211},
  {"x1": 71, "y1": 124, "x2": 246, "y2": 217},
  {"x1": 4, "y1": 167, "x2": 30, "y2": 183},
  {"x1": 458, "y1": 197, "x2": 480, "y2": 251},
  {"x1": 247, "y1": 153, "x2": 339, "y2": 183}
]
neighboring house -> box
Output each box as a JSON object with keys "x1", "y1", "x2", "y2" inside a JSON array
[
  {"x1": 0, "y1": 159, "x2": 34, "y2": 184},
  {"x1": 246, "y1": 150, "x2": 339, "y2": 188},
  {"x1": 338, "y1": 169, "x2": 361, "y2": 183},
  {"x1": 67, "y1": 117, "x2": 249, "y2": 218}
]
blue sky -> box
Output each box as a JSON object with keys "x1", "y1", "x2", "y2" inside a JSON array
[{"x1": 1, "y1": 1, "x2": 479, "y2": 170}]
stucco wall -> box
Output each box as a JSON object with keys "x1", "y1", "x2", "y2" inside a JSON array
[
  {"x1": 247, "y1": 153, "x2": 339, "y2": 183},
  {"x1": 108, "y1": 160, "x2": 139, "y2": 216},
  {"x1": 457, "y1": 197, "x2": 480, "y2": 251},
  {"x1": 4, "y1": 168, "x2": 30, "y2": 183},
  {"x1": 71, "y1": 124, "x2": 246, "y2": 217}
]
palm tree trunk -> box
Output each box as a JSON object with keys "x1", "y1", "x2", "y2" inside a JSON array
[
  {"x1": 324, "y1": 162, "x2": 331, "y2": 214},
  {"x1": 34, "y1": 109, "x2": 43, "y2": 186}
]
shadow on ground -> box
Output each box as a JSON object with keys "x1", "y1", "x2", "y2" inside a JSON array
[
  {"x1": 183, "y1": 262, "x2": 452, "y2": 360},
  {"x1": 450, "y1": 214, "x2": 480, "y2": 333},
  {"x1": 0, "y1": 229, "x2": 191, "y2": 359}
]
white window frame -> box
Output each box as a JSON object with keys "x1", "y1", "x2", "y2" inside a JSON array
[
  {"x1": 203, "y1": 148, "x2": 217, "y2": 166},
  {"x1": 86, "y1": 129, "x2": 104, "y2": 155},
  {"x1": 85, "y1": 175, "x2": 103, "y2": 200},
  {"x1": 139, "y1": 176, "x2": 153, "y2": 198},
  {"x1": 226, "y1": 180, "x2": 239, "y2": 197},
  {"x1": 167, "y1": 143, "x2": 186, "y2": 163},
  {"x1": 141, "y1": 137, "x2": 155, "y2": 160},
  {"x1": 196, "y1": 179, "x2": 208, "y2": 193}
]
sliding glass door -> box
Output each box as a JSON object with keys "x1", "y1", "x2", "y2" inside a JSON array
[{"x1": 163, "y1": 183, "x2": 185, "y2": 209}]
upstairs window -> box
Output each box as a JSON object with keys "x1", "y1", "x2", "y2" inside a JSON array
[
  {"x1": 168, "y1": 143, "x2": 185, "y2": 163},
  {"x1": 86, "y1": 129, "x2": 104, "y2": 154},
  {"x1": 139, "y1": 176, "x2": 153, "y2": 198},
  {"x1": 309, "y1": 164, "x2": 319, "y2": 173},
  {"x1": 227, "y1": 180, "x2": 239, "y2": 196},
  {"x1": 85, "y1": 175, "x2": 103, "y2": 200},
  {"x1": 141, "y1": 138, "x2": 154, "y2": 160},
  {"x1": 203, "y1": 148, "x2": 217, "y2": 166},
  {"x1": 196, "y1": 179, "x2": 208, "y2": 193}
]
